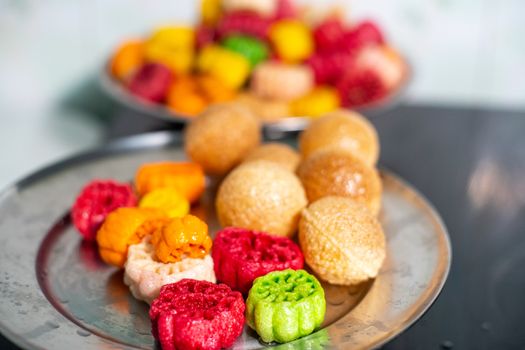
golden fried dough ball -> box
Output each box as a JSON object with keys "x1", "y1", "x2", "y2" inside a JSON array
[
  {"x1": 299, "y1": 110, "x2": 379, "y2": 166},
  {"x1": 216, "y1": 160, "x2": 307, "y2": 237},
  {"x1": 185, "y1": 103, "x2": 261, "y2": 175},
  {"x1": 297, "y1": 148, "x2": 382, "y2": 215},
  {"x1": 299, "y1": 196, "x2": 386, "y2": 285},
  {"x1": 243, "y1": 143, "x2": 300, "y2": 172}
]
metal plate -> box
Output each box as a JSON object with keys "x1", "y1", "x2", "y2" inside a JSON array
[
  {"x1": 0, "y1": 131, "x2": 450, "y2": 350},
  {"x1": 99, "y1": 61, "x2": 411, "y2": 133}
]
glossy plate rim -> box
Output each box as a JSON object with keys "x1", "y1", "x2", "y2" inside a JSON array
[{"x1": 0, "y1": 131, "x2": 450, "y2": 350}]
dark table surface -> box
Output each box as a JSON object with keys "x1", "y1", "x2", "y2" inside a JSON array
[{"x1": 2, "y1": 104, "x2": 525, "y2": 349}]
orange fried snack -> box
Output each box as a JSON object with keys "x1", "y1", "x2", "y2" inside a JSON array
[
  {"x1": 135, "y1": 162, "x2": 206, "y2": 203},
  {"x1": 96, "y1": 207, "x2": 166, "y2": 267},
  {"x1": 151, "y1": 215, "x2": 212, "y2": 263},
  {"x1": 167, "y1": 76, "x2": 208, "y2": 116},
  {"x1": 110, "y1": 40, "x2": 144, "y2": 81},
  {"x1": 139, "y1": 188, "x2": 190, "y2": 218},
  {"x1": 135, "y1": 217, "x2": 172, "y2": 241},
  {"x1": 198, "y1": 75, "x2": 236, "y2": 103}
]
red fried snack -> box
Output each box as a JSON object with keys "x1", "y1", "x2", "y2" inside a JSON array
[
  {"x1": 217, "y1": 11, "x2": 272, "y2": 40},
  {"x1": 212, "y1": 227, "x2": 304, "y2": 294},
  {"x1": 342, "y1": 20, "x2": 385, "y2": 53},
  {"x1": 150, "y1": 279, "x2": 245, "y2": 350},
  {"x1": 71, "y1": 180, "x2": 137, "y2": 240},
  {"x1": 128, "y1": 62, "x2": 172, "y2": 103},
  {"x1": 336, "y1": 68, "x2": 387, "y2": 107},
  {"x1": 313, "y1": 18, "x2": 346, "y2": 54}
]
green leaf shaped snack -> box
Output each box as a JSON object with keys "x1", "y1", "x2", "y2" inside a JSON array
[{"x1": 246, "y1": 269, "x2": 326, "y2": 343}]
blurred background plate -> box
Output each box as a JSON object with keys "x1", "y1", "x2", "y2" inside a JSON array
[
  {"x1": 99, "y1": 60, "x2": 411, "y2": 133},
  {"x1": 0, "y1": 131, "x2": 449, "y2": 349}
]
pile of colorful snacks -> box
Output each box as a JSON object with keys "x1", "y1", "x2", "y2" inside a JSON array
[
  {"x1": 71, "y1": 103, "x2": 388, "y2": 349},
  {"x1": 109, "y1": 0, "x2": 406, "y2": 120}
]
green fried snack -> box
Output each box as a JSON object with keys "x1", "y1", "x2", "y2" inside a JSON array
[
  {"x1": 246, "y1": 269, "x2": 326, "y2": 343},
  {"x1": 222, "y1": 35, "x2": 269, "y2": 67}
]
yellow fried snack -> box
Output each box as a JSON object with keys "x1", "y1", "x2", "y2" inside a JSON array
[
  {"x1": 200, "y1": 0, "x2": 223, "y2": 26},
  {"x1": 151, "y1": 215, "x2": 212, "y2": 263},
  {"x1": 298, "y1": 110, "x2": 380, "y2": 166},
  {"x1": 291, "y1": 86, "x2": 341, "y2": 117},
  {"x1": 269, "y1": 19, "x2": 314, "y2": 63},
  {"x1": 96, "y1": 207, "x2": 166, "y2": 267},
  {"x1": 144, "y1": 26, "x2": 195, "y2": 74},
  {"x1": 197, "y1": 45, "x2": 251, "y2": 89},
  {"x1": 139, "y1": 188, "x2": 190, "y2": 218},
  {"x1": 299, "y1": 196, "x2": 386, "y2": 285}
]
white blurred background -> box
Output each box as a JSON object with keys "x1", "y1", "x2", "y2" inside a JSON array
[{"x1": 1, "y1": 0, "x2": 524, "y2": 188}]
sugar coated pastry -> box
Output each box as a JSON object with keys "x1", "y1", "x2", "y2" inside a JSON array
[
  {"x1": 242, "y1": 142, "x2": 300, "y2": 172},
  {"x1": 134, "y1": 161, "x2": 206, "y2": 203},
  {"x1": 251, "y1": 62, "x2": 314, "y2": 101},
  {"x1": 71, "y1": 179, "x2": 137, "y2": 240},
  {"x1": 299, "y1": 196, "x2": 386, "y2": 285},
  {"x1": 299, "y1": 110, "x2": 380, "y2": 166},
  {"x1": 216, "y1": 160, "x2": 307, "y2": 237},
  {"x1": 96, "y1": 207, "x2": 166, "y2": 267},
  {"x1": 184, "y1": 103, "x2": 261, "y2": 175},
  {"x1": 150, "y1": 280, "x2": 245, "y2": 350},
  {"x1": 297, "y1": 148, "x2": 382, "y2": 215},
  {"x1": 246, "y1": 269, "x2": 325, "y2": 343},
  {"x1": 269, "y1": 19, "x2": 314, "y2": 63},
  {"x1": 124, "y1": 238, "x2": 215, "y2": 304},
  {"x1": 212, "y1": 227, "x2": 304, "y2": 294}
]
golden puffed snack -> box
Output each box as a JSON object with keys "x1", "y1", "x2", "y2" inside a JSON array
[
  {"x1": 243, "y1": 143, "x2": 301, "y2": 172},
  {"x1": 184, "y1": 103, "x2": 261, "y2": 175},
  {"x1": 216, "y1": 160, "x2": 307, "y2": 237},
  {"x1": 299, "y1": 110, "x2": 380, "y2": 166},
  {"x1": 233, "y1": 93, "x2": 290, "y2": 121},
  {"x1": 297, "y1": 148, "x2": 382, "y2": 215},
  {"x1": 299, "y1": 196, "x2": 386, "y2": 285}
]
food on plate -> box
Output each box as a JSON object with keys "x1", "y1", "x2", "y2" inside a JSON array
[
  {"x1": 197, "y1": 45, "x2": 251, "y2": 89},
  {"x1": 212, "y1": 227, "x2": 304, "y2": 294},
  {"x1": 246, "y1": 269, "x2": 325, "y2": 343},
  {"x1": 144, "y1": 26, "x2": 195, "y2": 75},
  {"x1": 134, "y1": 161, "x2": 206, "y2": 202},
  {"x1": 109, "y1": 0, "x2": 405, "y2": 119},
  {"x1": 71, "y1": 180, "x2": 137, "y2": 240},
  {"x1": 250, "y1": 62, "x2": 314, "y2": 101},
  {"x1": 96, "y1": 207, "x2": 166, "y2": 267},
  {"x1": 151, "y1": 215, "x2": 212, "y2": 263},
  {"x1": 110, "y1": 40, "x2": 144, "y2": 81},
  {"x1": 298, "y1": 110, "x2": 380, "y2": 165},
  {"x1": 138, "y1": 188, "x2": 190, "y2": 218},
  {"x1": 128, "y1": 63, "x2": 173, "y2": 103},
  {"x1": 150, "y1": 279, "x2": 245, "y2": 350},
  {"x1": 233, "y1": 92, "x2": 290, "y2": 121},
  {"x1": 124, "y1": 215, "x2": 214, "y2": 303},
  {"x1": 242, "y1": 142, "x2": 300, "y2": 172},
  {"x1": 269, "y1": 19, "x2": 314, "y2": 63},
  {"x1": 299, "y1": 196, "x2": 386, "y2": 285},
  {"x1": 216, "y1": 160, "x2": 307, "y2": 237},
  {"x1": 290, "y1": 86, "x2": 340, "y2": 117},
  {"x1": 297, "y1": 148, "x2": 382, "y2": 215},
  {"x1": 184, "y1": 103, "x2": 261, "y2": 175}
]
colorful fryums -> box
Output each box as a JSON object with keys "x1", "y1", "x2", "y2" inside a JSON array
[{"x1": 109, "y1": 0, "x2": 406, "y2": 119}]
